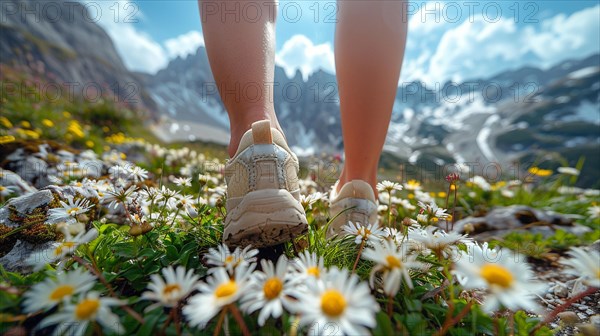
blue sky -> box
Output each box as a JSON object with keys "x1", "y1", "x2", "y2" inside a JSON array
[{"x1": 94, "y1": 0, "x2": 600, "y2": 84}]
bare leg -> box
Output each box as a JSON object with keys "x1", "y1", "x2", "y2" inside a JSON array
[
  {"x1": 335, "y1": 0, "x2": 408, "y2": 195},
  {"x1": 199, "y1": 0, "x2": 281, "y2": 157}
]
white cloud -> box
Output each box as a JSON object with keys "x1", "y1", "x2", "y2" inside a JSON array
[
  {"x1": 164, "y1": 30, "x2": 205, "y2": 59},
  {"x1": 408, "y1": 2, "x2": 450, "y2": 35},
  {"x1": 84, "y1": 0, "x2": 168, "y2": 73},
  {"x1": 405, "y1": 4, "x2": 600, "y2": 85},
  {"x1": 275, "y1": 34, "x2": 335, "y2": 80},
  {"x1": 425, "y1": 17, "x2": 523, "y2": 84},
  {"x1": 526, "y1": 5, "x2": 600, "y2": 66},
  {"x1": 105, "y1": 24, "x2": 169, "y2": 73}
]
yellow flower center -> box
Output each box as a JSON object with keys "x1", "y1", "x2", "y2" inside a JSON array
[
  {"x1": 49, "y1": 285, "x2": 75, "y2": 301},
  {"x1": 67, "y1": 207, "x2": 80, "y2": 215},
  {"x1": 163, "y1": 283, "x2": 181, "y2": 296},
  {"x1": 320, "y1": 290, "x2": 346, "y2": 317},
  {"x1": 307, "y1": 266, "x2": 320, "y2": 277},
  {"x1": 54, "y1": 242, "x2": 76, "y2": 256},
  {"x1": 215, "y1": 281, "x2": 237, "y2": 298},
  {"x1": 386, "y1": 255, "x2": 402, "y2": 269},
  {"x1": 263, "y1": 277, "x2": 283, "y2": 300},
  {"x1": 224, "y1": 255, "x2": 234, "y2": 264},
  {"x1": 480, "y1": 264, "x2": 514, "y2": 288},
  {"x1": 75, "y1": 298, "x2": 100, "y2": 320}
]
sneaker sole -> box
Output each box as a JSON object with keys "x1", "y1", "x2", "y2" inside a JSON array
[{"x1": 224, "y1": 189, "x2": 308, "y2": 248}]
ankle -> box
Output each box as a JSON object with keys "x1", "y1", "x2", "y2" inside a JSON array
[
  {"x1": 337, "y1": 169, "x2": 378, "y2": 197},
  {"x1": 228, "y1": 108, "x2": 282, "y2": 157}
]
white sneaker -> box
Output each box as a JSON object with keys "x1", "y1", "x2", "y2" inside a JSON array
[
  {"x1": 328, "y1": 180, "x2": 378, "y2": 237},
  {"x1": 223, "y1": 120, "x2": 308, "y2": 247}
]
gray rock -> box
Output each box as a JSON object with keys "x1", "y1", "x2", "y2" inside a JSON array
[
  {"x1": 7, "y1": 190, "x2": 54, "y2": 215},
  {"x1": 452, "y1": 205, "x2": 591, "y2": 240},
  {"x1": 554, "y1": 284, "x2": 569, "y2": 298},
  {"x1": 557, "y1": 311, "x2": 580, "y2": 325},
  {"x1": 0, "y1": 168, "x2": 37, "y2": 194},
  {"x1": 0, "y1": 240, "x2": 53, "y2": 273},
  {"x1": 0, "y1": 190, "x2": 59, "y2": 272},
  {"x1": 0, "y1": 190, "x2": 54, "y2": 228}
]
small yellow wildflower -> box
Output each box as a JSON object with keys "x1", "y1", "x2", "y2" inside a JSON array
[
  {"x1": 528, "y1": 167, "x2": 552, "y2": 177},
  {"x1": 42, "y1": 119, "x2": 55, "y2": 127},
  {"x1": 0, "y1": 116, "x2": 13, "y2": 128},
  {"x1": 67, "y1": 121, "x2": 84, "y2": 138},
  {"x1": 16, "y1": 128, "x2": 40, "y2": 139},
  {"x1": 20, "y1": 120, "x2": 31, "y2": 128},
  {"x1": 0, "y1": 135, "x2": 16, "y2": 144}
]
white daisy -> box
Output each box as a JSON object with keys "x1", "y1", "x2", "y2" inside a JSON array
[
  {"x1": 22, "y1": 268, "x2": 96, "y2": 313},
  {"x1": 103, "y1": 185, "x2": 137, "y2": 210},
  {"x1": 108, "y1": 164, "x2": 131, "y2": 180},
  {"x1": 377, "y1": 181, "x2": 403, "y2": 194},
  {"x1": 288, "y1": 267, "x2": 379, "y2": 335},
  {"x1": 300, "y1": 192, "x2": 327, "y2": 210},
  {"x1": 128, "y1": 166, "x2": 149, "y2": 182},
  {"x1": 289, "y1": 250, "x2": 325, "y2": 282},
  {"x1": 37, "y1": 291, "x2": 123, "y2": 335},
  {"x1": 142, "y1": 266, "x2": 200, "y2": 311},
  {"x1": 204, "y1": 243, "x2": 258, "y2": 275},
  {"x1": 46, "y1": 196, "x2": 93, "y2": 224},
  {"x1": 0, "y1": 185, "x2": 18, "y2": 197},
  {"x1": 342, "y1": 221, "x2": 386, "y2": 245},
  {"x1": 27, "y1": 229, "x2": 98, "y2": 271},
  {"x1": 183, "y1": 263, "x2": 254, "y2": 328},
  {"x1": 417, "y1": 200, "x2": 450, "y2": 219},
  {"x1": 557, "y1": 167, "x2": 580, "y2": 176},
  {"x1": 403, "y1": 179, "x2": 422, "y2": 191},
  {"x1": 454, "y1": 244, "x2": 545, "y2": 313},
  {"x1": 561, "y1": 247, "x2": 600, "y2": 288},
  {"x1": 361, "y1": 239, "x2": 423, "y2": 295},
  {"x1": 408, "y1": 226, "x2": 471, "y2": 258},
  {"x1": 468, "y1": 176, "x2": 491, "y2": 191},
  {"x1": 173, "y1": 176, "x2": 192, "y2": 187},
  {"x1": 241, "y1": 256, "x2": 293, "y2": 326},
  {"x1": 383, "y1": 227, "x2": 407, "y2": 245},
  {"x1": 395, "y1": 198, "x2": 416, "y2": 211},
  {"x1": 588, "y1": 205, "x2": 600, "y2": 219}
]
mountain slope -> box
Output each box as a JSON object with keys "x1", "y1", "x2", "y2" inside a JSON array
[{"x1": 0, "y1": 0, "x2": 155, "y2": 114}]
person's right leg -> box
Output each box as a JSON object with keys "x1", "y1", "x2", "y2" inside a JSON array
[
  {"x1": 199, "y1": 0, "x2": 281, "y2": 157},
  {"x1": 199, "y1": 0, "x2": 307, "y2": 247}
]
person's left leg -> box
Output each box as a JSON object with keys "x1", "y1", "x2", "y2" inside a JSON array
[
  {"x1": 334, "y1": 0, "x2": 408, "y2": 196},
  {"x1": 327, "y1": 0, "x2": 407, "y2": 235}
]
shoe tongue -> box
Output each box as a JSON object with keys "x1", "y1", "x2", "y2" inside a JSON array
[
  {"x1": 252, "y1": 120, "x2": 273, "y2": 144},
  {"x1": 232, "y1": 122, "x2": 290, "y2": 158}
]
